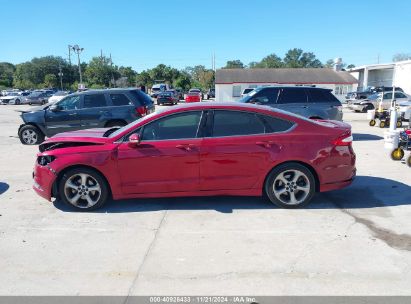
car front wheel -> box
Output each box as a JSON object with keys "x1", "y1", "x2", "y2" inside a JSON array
[
  {"x1": 265, "y1": 163, "x2": 316, "y2": 208},
  {"x1": 18, "y1": 125, "x2": 44, "y2": 145},
  {"x1": 59, "y1": 168, "x2": 109, "y2": 211}
]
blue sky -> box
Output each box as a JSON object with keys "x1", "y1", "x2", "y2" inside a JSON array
[{"x1": 2, "y1": 0, "x2": 411, "y2": 71}]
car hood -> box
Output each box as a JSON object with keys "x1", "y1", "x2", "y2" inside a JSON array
[
  {"x1": 0, "y1": 96, "x2": 15, "y2": 100},
  {"x1": 39, "y1": 128, "x2": 112, "y2": 152}
]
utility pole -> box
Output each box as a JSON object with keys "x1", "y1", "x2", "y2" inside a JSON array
[
  {"x1": 71, "y1": 45, "x2": 84, "y2": 89},
  {"x1": 58, "y1": 64, "x2": 63, "y2": 90},
  {"x1": 109, "y1": 53, "x2": 115, "y2": 88},
  {"x1": 68, "y1": 45, "x2": 72, "y2": 65}
]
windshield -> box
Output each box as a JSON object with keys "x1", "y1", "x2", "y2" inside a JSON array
[{"x1": 108, "y1": 110, "x2": 163, "y2": 138}]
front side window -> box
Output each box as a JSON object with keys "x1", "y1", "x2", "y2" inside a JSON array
[
  {"x1": 383, "y1": 93, "x2": 393, "y2": 100},
  {"x1": 249, "y1": 88, "x2": 279, "y2": 104},
  {"x1": 141, "y1": 111, "x2": 202, "y2": 141},
  {"x1": 110, "y1": 94, "x2": 132, "y2": 106},
  {"x1": 212, "y1": 110, "x2": 265, "y2": 137},
  {"x1": 57, "y1": 95, "x2": 80, "y2": 110},
  {"x1": 83, "y1": 94, "x2": 107, "y2": 108},
  {"x1": 278, "y1": 89, "x2": 308, "y2": 104}
]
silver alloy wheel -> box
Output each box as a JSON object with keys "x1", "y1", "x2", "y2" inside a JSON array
[
  {"x1": 272, "y1": 169, "x2": 310, "y2": 206},
  {"x1": 21, "y1": 129, "x2": 38, "y2": 144},
  {"x1": 64, "y1": 173, "x2": 101, "y2": 208}
]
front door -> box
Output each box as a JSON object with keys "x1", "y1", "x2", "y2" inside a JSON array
[
  {"x1": 45, "y1": 95, "x2": 81, "y2": 136},
  {"x1": 117, "y1": 111, "x2": 204, "y2": 194}
]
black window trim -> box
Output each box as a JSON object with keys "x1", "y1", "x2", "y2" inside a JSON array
[
  {"x1": 208, "y1": 109, "x2": 296, "y2": 138},
  {"x1": 109, "y1": 92, "x2": 133, "y2": 107}
]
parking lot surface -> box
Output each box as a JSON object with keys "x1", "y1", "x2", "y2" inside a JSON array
[{"x1": 0, "y1": 104, "x2": 410, "y2": 295}]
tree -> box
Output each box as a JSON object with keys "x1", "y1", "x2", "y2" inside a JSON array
[
  {"x1": 84, "y1": 56, "x2": 120, "y2": 87},
  {"x1": 223, "y1": 60, "x2": 245, "y2": 69},
  {"x1": 0, "y1": 62, "x2": 15, "y2": 88},
  {"x1": 43, "y1": 74, "x2": 57, "y2": 88},
  {"x1": 393, "y1": 53, "x2": 411, "y2": 62},
  {"x1": 184, "y1": 65, "x2": 214, "y2": 89},
  {"x1": 173, "y1": 72, "x2": 191, "y2": 91},
  {"x1": 118, "y1": 66, "x2": 137, "y2": 86},
  {"x1": 325, "y1": 59, "x2": 335, "y2": 68},
  {"x1": 248, "y1": 54, "x2": 283, "y2": 68},
  {"x1": 346, "y1": 64, "x2": 356, "y2": 69},
  {"x1": 283, "y1": 48, "x2": 322, "y2": 68}
]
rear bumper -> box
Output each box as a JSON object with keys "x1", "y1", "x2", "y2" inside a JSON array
[{"x1": 320, "y1": 169, "x2": 356, "y2": 192}]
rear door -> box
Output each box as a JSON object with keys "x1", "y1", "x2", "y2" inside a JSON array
[
  {"x1": 44, "y1": 95, "x2": 82, "y2": 136},
  {"x1": 276, "y1": 88, "x2": 309, "y2": 117},
  {"x1": 200, "y1": 110, "x2": 287, "y2": 191},
  {"x1": 78, "y1": 93, "x2": 110, "y2": 128}
]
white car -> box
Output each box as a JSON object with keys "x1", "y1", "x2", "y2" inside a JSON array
[
  {"x1": 48, "y1": 91, "x2": 70, "y2": 104},
  {"x1": 348, "y1": 91, "x2": 410, "y2": 112},
  {"x1": 0, "y1": 92, "x2": 25, "y2": 105},
  {"x1": 399, "y1": 101, "x2": 411, "y2": 121}
]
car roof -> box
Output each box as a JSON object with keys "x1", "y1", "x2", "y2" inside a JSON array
[
  {"x1": 258, "y1": 86, "x2": 331, "y2": 91},
  {"x1": 70, "y1": 88, "x2": 138, "y2": 96}
]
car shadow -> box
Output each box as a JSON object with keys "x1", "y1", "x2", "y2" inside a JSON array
[
  {"x1": 353, "y1": 133, "x2": 384, "y2": 141},
  {"x1": 0, "y1": 182, "x2": 9, "y2": 195},
  {"x1": 53, "y1": 176, "x2": 411, "y2": 213}
]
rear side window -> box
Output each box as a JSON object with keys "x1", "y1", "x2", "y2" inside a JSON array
[
  {"x1": 129, "y1": 90, "x2": 153, "y2": 106},
  {"x1": 110, "y1": 93, "x2": 132, "y2": 106},
  {"x1": 212, "y1": 110, "x2": 265, "y2": 137},
  {"x1": 308, "y1": 89, "x2": 339, "y2": 103},
  {"x1": 83, "y1": 94, "x2": 107, "y2": 108},
  {"x1": 278, "y1": 89, "x2": 308, "y2": 104},
  {"x1": 259, "y1": 114, "x2": 295, "y2": 133}
]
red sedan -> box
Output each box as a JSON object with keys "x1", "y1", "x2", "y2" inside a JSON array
[
  {"x1": 33, "y1": 102, "x2": 356, "y2": 211},
  {"x1": 185, "y1": 92, "x2": 201, "y2": 102}
]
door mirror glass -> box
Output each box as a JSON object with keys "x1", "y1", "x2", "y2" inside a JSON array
[{"x1": 128, "y1": 133, "x2": 141, "y2": 147}]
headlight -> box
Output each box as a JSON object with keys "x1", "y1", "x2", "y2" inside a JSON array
[{"x1": 37, "y1": 155, "x2": 56, "y2": 166}]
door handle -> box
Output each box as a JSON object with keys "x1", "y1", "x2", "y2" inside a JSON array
[
  {"x1": 176, "y1": 144, "x2": 196, "y2": 151},
  {"x1": 68, "y1": 113, "x2": 77, "y2": 116},
  {"x1": 256, "y1": 141, "x2": 273, "y2": 148}
]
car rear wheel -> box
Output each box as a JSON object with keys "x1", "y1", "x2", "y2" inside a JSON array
[
  {"x1": 59, "y1": 168, "x2": 109, "y2": 211},
  {"x1": 264, "y1": 163, "x2": 316, "y2": 208},
  {"x1": 18, "y1": 125, "x2": 44, "y2": 145}
]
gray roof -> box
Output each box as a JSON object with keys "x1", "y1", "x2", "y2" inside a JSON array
[{"x1": 215, "y1": 68, "x2": 358, "y2": 84}]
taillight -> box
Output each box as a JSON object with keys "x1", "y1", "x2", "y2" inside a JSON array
[
  {"x1": 333, "y1": 133, "x2": 353, "y2": 146},
  {"x1": 136, "y1": 106, "x2": 147, "y2": 116}
]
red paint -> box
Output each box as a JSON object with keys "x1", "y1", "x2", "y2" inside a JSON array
[
  {"x1": 33, "y1": 102, "x2": 356, "y2": 203},
  {"x1": 185, "y1": 93, "x2": 201, "y2": 102}
]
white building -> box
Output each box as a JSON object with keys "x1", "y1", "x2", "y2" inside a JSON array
[
  {"x1": 348, "y1": 60, "x2": 411, "y2": 94},
  {"x1": 215, "y1": 68, "x2": 358, "y2": 102}
]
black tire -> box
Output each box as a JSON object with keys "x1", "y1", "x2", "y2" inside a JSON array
[
  {"x1": 379, "y1": 120, "x2": 386, "y2": 128},
  {"x1": 18, "y1": 125, "x2": 44, "y2": 145},
  {"x1": 264, "y1": 163, "x2": 316, "y2": 208},
  {"x1": 391, "y1": 148, "x2": 404, "y2": 161},
  {"x1": 407, "y1": 155, "x2": 411, "y2": 168},
  {"x1": 105, "y1": 120, "x2": 127, "y2": 128},
  {"x1": 58, "y1": 167, "x2": 109, "y2": 211},
  {"x1": 29, "y1": 102, "x2": 32, "y2": 105},
  {"x1": 397, "y1": 121, "x2": 403, "y2": 128},
  {"x1": 15, "y1": 99, "x2": 20, "y2": 105},
  {"x1": 369, "y1": 119, "x2": 376, "y2": 127}
]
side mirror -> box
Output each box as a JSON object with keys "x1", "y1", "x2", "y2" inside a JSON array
[
  {"x1": 128, "y1": 133, "x2": 141, "y2": 147},
  {"x1": 50, "y1": 104, "x2": 61, "y2": 112}
]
